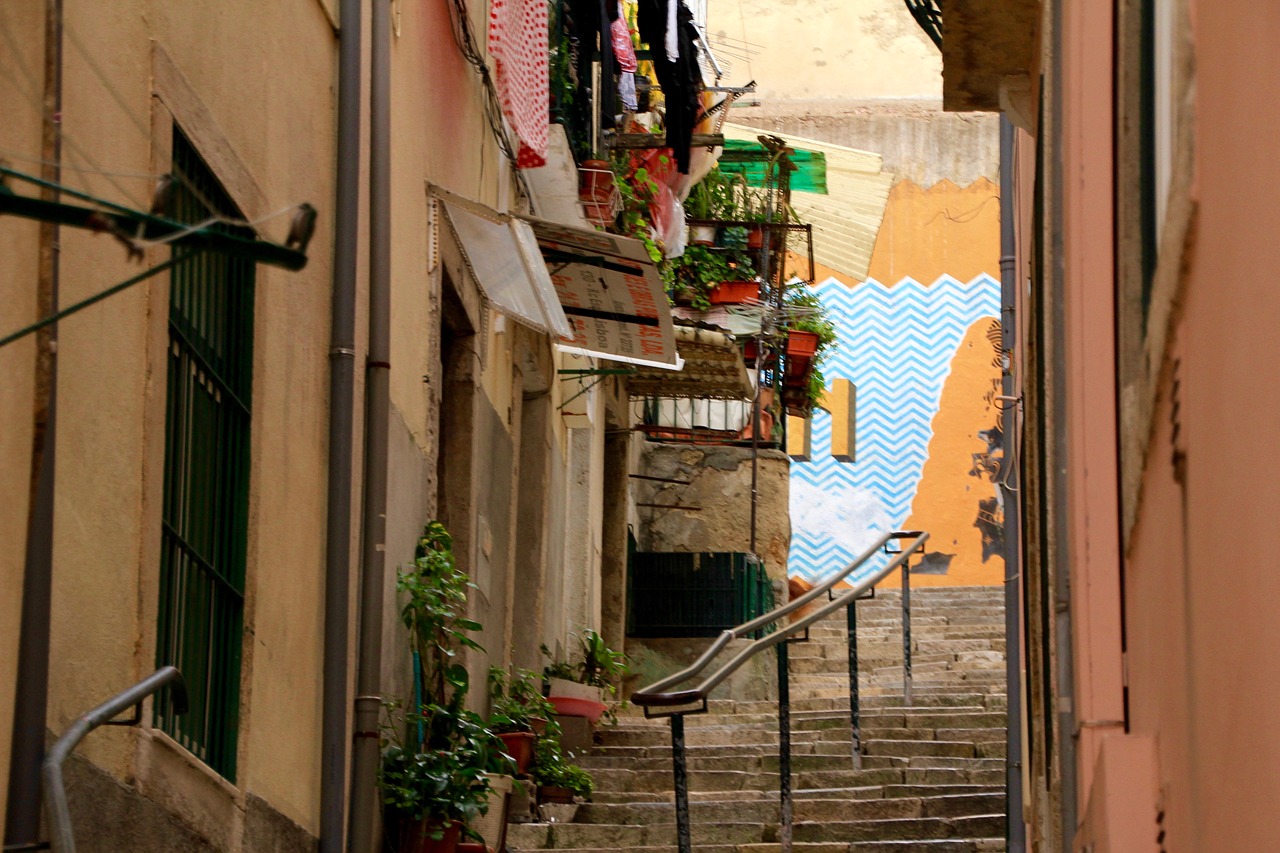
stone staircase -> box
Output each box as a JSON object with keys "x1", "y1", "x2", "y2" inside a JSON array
[{"x1": 509, "y1": 586, "x2": 1008, "y2": 853}]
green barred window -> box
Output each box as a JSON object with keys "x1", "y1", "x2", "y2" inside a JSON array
[{"x1": 153, "y1": 128, "x2": 255, "y2": 779}]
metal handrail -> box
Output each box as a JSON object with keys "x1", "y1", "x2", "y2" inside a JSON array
[
  {"x1": 42, "y1": 667, "x2": 188, "y2": 853},
  {"x1": 629, "y1": 531, "x2": 928, "y2": 853},
  {"x1": 632, "y1": 531, "x2": 928, "y2": 708}
]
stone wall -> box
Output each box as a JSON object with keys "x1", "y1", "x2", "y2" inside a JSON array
[{"x1": 634, "y1": 442, "x2": 792, "y2": 583}]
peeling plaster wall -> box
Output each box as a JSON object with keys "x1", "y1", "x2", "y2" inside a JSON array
[{"x1": 635, "y1": 443, "x2": 792, "y2": 583}]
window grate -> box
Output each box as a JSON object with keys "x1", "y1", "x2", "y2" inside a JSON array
[
  {"x1": 627, "y1": 552, "x2": 774, "y2": 638},
  {"x1": 154, "y1": 128, "x2": 254, "y2": 780}
]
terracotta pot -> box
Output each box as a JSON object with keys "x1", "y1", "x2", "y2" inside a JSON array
[
  {"x1": 497, "y1": 731, "x2": 536, "y2": 774},
  {"x1": 578, "y1": 159, "x2": 613, "y2": 201},
  {"x1": 457, "y1": 843, "x2": 487, "y2": 853},
  {"x1": 708, "y1": 280, "x2": 759, "y2": 305},
  {"x1": 537, "y1": 785, "x2": 577, "y2": 805},
  {"x1": 747, "y1": 226, "x2": 764, "y2": 250},
  {"x1": 386, "y1": 817, "x2": 461, "y2": 853},
  {"x1": 786, "y1": 330, "x2": 819, "y2": 358}
]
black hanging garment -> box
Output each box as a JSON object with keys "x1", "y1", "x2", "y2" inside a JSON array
[
  {"x1": 636, "y1": 0, "x2": 701, "y2": 173},
  {"x1": 567, "y1": 0, "x2": 619, "y2": 131}
]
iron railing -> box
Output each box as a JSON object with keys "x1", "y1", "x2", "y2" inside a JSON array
[
  {"x1": 42, "y1": 667, "x2": 188, "y2": 853},
  {"x1": 630, "y1": 530, "x2": 929, "y2": 853}
]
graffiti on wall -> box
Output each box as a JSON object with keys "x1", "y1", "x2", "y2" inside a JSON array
[{"x1": 788, "y1": 274, "x2": 1002, "y2": 586}]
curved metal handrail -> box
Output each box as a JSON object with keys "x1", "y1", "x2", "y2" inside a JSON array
[
  {"x1": 43, "y1": 666, "x2": 188, "y2": 853},
  {"x1": 631, "y1": 531, "x2": 928, "y2": 708}
]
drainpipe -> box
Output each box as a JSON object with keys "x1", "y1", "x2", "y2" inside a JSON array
[
  {"x1": 1049, "y1": 3, "x2": 1077, "y2": 842},
  {"x1": 5, "y1": 0, "x2": 62, "y2": 845},
  {"x1": 347, "y1": 0, "x2": 392, "y2": 846},
  {"x1": 998, "y1": 114, "x2": 1026, "y2": 853},
  {"x1": 319, "y1": 0, "x2": 363, "y2": 845}
]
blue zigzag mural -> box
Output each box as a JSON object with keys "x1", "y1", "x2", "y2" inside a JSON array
[{"x1": 788, "y1": 274, "x2": 1000, "y2": 585}]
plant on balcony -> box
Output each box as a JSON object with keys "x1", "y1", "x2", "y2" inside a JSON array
[
  {"x1": 779, "y1": 289, "x2": 838, "y2": 412},
  {"x1": 615, "y1": 163, "x2": 664, "y2": 265},
  {"x1": 685, "y1": 168, "x2": 736, "y2": 244},
  {"x1": 664, "y1": 243, "x2": 736, "y2": 309}
]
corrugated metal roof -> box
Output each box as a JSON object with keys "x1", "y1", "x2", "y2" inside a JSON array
[{"x1": 722, "y1": 124, "x2": 895, "y2": 283}]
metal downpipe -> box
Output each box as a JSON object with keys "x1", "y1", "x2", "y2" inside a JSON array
[
  {"x1": 5, "y1": 0, "x2": 62, "y2": 844},
  {"x1": 999, "y1": 113, "x2": 1027, "y2": 853},
  {"x1": 319, "y1": 0, "x2": 363, "y2": 845},
  {"x1": 347, "y1": 0, "x2": 392, "y2": 846}
]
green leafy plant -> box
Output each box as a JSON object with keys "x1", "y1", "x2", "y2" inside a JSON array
[
  {"x1": 781, "y1": 289, "x2": 838, "y2": 411},
  {"x1": 379, "y1": 701, "x2": 504, "y2": 831},
  {"x1": 529, "y1": 730, "x2": 594, "y2": 799},
  {"x1": 685, "y1": 167, "x2": 736, "y2": 221},
  {"x1": 615, "y1": 163, "x2": 664, "y2": 264},
  {"x1": 400, "y1": 521, "x2": 484, "y2": 705},
  {"x1": 541, "y1": 630, "x2": 629, "y2": 690},
  {"x1": 784, "y1": 289, "x2": 838, "y2": 353},
  {"x1": 379, "y1": 523, "x2": 512, "y2": 841},
  {"x1": 487, "y1": 666, "x2": 554, "y2": 734},
  {"x1": 662, "y1": 244, "x2": 756, "y2": 310}
]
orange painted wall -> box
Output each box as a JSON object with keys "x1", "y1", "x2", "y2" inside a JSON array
[
  {"x1": 874, "y1": 178, "x2": 1003, "y2": 588},
  {"x1": 868, "y1": 178, "x2": 1000, "y2": 287},
  {"x1": 889, "y1": 318, "x2": 1005, "y2": 588}
]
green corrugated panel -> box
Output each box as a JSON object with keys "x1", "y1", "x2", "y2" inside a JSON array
[{"x1": 719, "y1": 140, "x2": 828, "y2": 194}]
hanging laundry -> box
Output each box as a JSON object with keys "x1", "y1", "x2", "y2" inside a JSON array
[
  {"x1": 612, "y1": 2, "x2": 639, "y2": 111},
  {"x1": 490, "y1": 0, "x2": 550, "y2": 167},
  {"x1": 636, "y1": 0, "x2": 701, "y2": 173},
  {"x1": 567, "y1": 0, "x2": 620, "y2": 131}
]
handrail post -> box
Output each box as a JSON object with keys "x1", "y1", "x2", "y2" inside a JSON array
[
  {"x1": 777, "y1": 640, "x2": 792, "y2": 853},
  {"x1": 671, "y1": 714, "x2": 693, "y2": 853},
  {"x1": 902, "y1": 557, "x2": 913, "y2": 706},
  {"x1": 847, "y1": 594, "x2": 862, "y2": 771}
]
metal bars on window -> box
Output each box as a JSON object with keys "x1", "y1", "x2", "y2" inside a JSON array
[{"x1": 154, "y1": 128, "x2": 254, "y2": 780}]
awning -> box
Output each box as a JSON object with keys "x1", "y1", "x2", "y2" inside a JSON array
[
  {"x1": 626, "y1": 325, "x2": 754, "y2": 400},
  {"x1": 524, "y1": 217, "x2": 678, "y2": 366},
  {"x1": 437, "y1": 191, "x2": 574, "y2": 338}
]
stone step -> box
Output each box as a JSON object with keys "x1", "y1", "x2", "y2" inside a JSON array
[
  {"x1": 850, "y1": 841, "x2": 1006, "y2": 853},
  {"x1": 590, "y1": 766, "x2": 1007, "y2": 795},
  {"x1": 570, "y1": 793, "x2": 1004, "y2": 829},
  {"x1": 792, "y1": 814, "x2": 1004, "y2": 844}
]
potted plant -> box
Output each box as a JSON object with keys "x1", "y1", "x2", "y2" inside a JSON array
[
  {"x1": 379, "y1": 523, "x2": 513, "y2": 853},
  {"x1": 541, "y1": 629, "x2": 629, "y2": 725},
  {"x1": 783, "y1": 290, "x2": 837, "y2": 359},
  {"x1": 380, "y1": 701, "x2": 503, "y2": 853},
  {"x1": 664, "y1": 244, "x2": 755, "y2": 311},
  {"x1": 487, "y1": 666, "x2": 554, "y2": 774},
  {"x1": 529, "y1": 728, "x2": 594, "y2": 807},
  {"x1": 685, "y1": 168, "x2": 734, "y2": 245}
]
